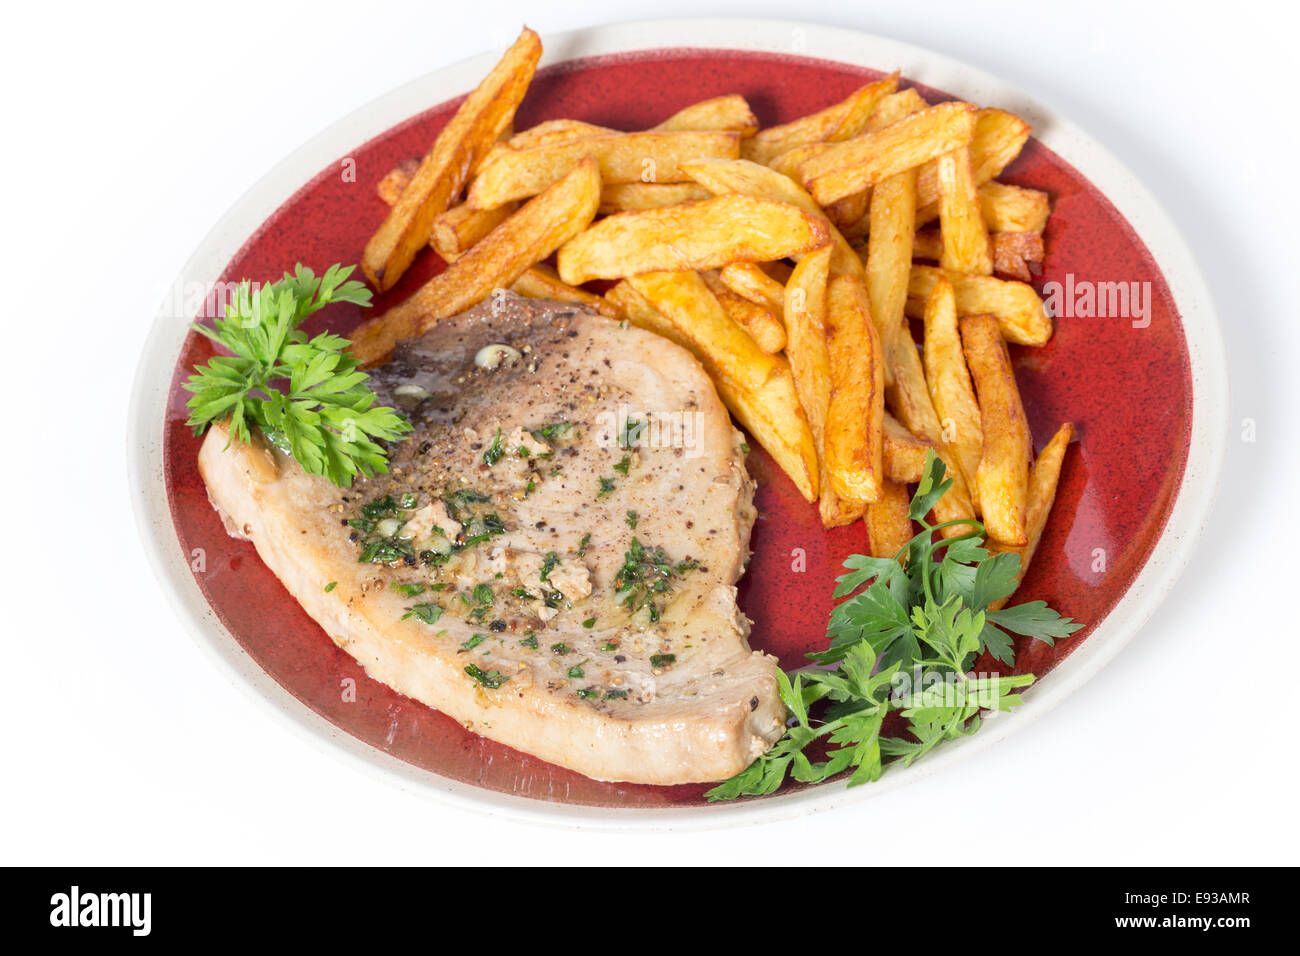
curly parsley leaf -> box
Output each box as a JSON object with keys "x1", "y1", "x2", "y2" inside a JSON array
[{"x1": 183, "y1": 263, "x2": 411, "y2": 487}]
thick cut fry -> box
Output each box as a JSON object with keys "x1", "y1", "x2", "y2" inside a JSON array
[
  {"x1": 916, "y1": 108, "x2": 1031, "y2": 213},
  {"x1": 718, "y1": 262, "x2": 785, "y2": 316},
  {"x1": 990, "y1": 231, "x2": 1045, "y2": 282},
  {"x1": 865, "y1": 479, "x2": 914, "y2": 560},
  {"x1": 679, "y1": 158, "x2": 866, "y2": 303},
  {"x1": 979, "y1": 181, "x2": 1051, "y2": 233},
  {"x1": 375, "y1": 159, "x2": 420, "y2": 205},
  {"x1": 936, "y1": 146, "x2": 993, "y2": 275},
  {"x1": 609, "y1": 280, "x2": 818, "y2": 502},
  {"x1": 511, "y1": 262, "x2": 619, "y2": 317},
  {"x1": 742, "y1": 74, "x2": 899, "y2": 165},
  {"x1": 361, "y1": 27, "x2": 541, "y2": 291},
  {"x1": 989, "y1": 422, "x2": 1074, "y2": 609},
  {"x1": 961, "y1": 313, "x2": 1030, "y2": 546},
  {"x1": 913, "y1": 228, "x2": 1044, "y2": 281},
  {"x1": 922, "y1": 277, "x2": 983, "y2": 509},
  {"x1": 783, "y1": 247, "x2": 858, "y2": 526},
  {"x1": 823, "y1": 274, "x2": 884, "y2": 505},
  {"x1": 429, "y1": 201, "x2": 517, "y2": 261},
  {"x1": 866, "y1": 166, "x2": 916, "y2": 388},
  {"x1": 701, "y1": 273, "x2": 786, "y2": 353},
  {"x1": 798, "y1": 102, "x2": 978, "y2": 206},
  {"x1": 467, "y1": 130, "x2": 740, "y2": 208},
  {"x1": 883, "y1": 412, "x2": 931, "y2": 482},
  {"x1": 508, "y1": 118, "x2": 615, "y2": 149},
  {"x1": 557, "y1": 194, "x2": 831, "y2": 284},
  {"x1": 624, "y1": 271, "x2": 779, "y2": 393},
  {"x1": 654, "y1": 94, "x2": 759, "y2": 135},
  {"x1": 349, "y1": 159, "x2": 601, "y2": 366},
  {"x1": 906, "y1": 265, "x2": 1053, "y2": 346},
  {"x1": 598, "y1": 182, "x2": 710, "y2": 214}
]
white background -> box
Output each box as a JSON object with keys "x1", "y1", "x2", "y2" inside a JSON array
[{"x1": 3, "y1": 0, "x2": 1296, "y2": 865}]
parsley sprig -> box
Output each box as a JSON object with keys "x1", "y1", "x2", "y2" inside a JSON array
[
  {"x1": 706, "y1": 453, "x2": 1082, "y2": 801},
  {"x1": 183, "y1": 263, "x2": 411, "y2": 487}
]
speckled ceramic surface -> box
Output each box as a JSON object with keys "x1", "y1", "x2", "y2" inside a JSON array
[{"x1": 132, "y1": 21, "x2": 1225, "y2": 825}]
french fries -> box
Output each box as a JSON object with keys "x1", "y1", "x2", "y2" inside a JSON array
[
  {"x1": 823, "y1": 274, "x2": 884, "y2": 505},
  {"x1": 702, "y1": 271, "x2": 786, "y2": 353},
  {"x1": 609, "y1": 279, "x2": 818, "y2": 502},
  {"x1": 654, "y1": 94, "x2": 759, "y2": 135},
  {"x1": 961, "y1": 313, "x2": 1031, "y2": 546},
  {"x1": 883, "y1": 412, "x2": 931, "y2": 483},
  {"x1": 799, "y1": 102, "x2": 978, "y2": 206},
  {"x1": 556, "y1": 195, "x2": 831, "y2": 284},
  {"x1": 356, "y1": 33, "x2": 1069, "y2": 553},
  {"x1": 783, "y1": 246, "x2": 860, "y2": 525},
  {"x1": 349, "y1": 158, "x2": 600, "y2": 366},
  {"x1": 467, "y1": 130, "x2": 740, "y2": 208},
  {"x1": 906, "y1": 265, "x2": 1053, "y2": 346},
  {"x1": 989, "y1": 422, "x2": 1074, "y2": 608},
  {"x1": 598, "y1": 182, "x2": 711, "y2": 214},
  {"x1": 361, "y1": 27, "x2": 541, "y2": 291},
  {"x1": 624, "y1": 271, "x2": 779, "y2": 394},
  {"x1": 742, "y1": 74, "x2": 900, "y2": 165},
  {"x1": 719, "y1": 262, "x2": 785, "y2": 312},
  {"x1": 915, "y1": 108, "x2": 1033, "y2": 223},
  {"x1": 865, "y1": 479, "x2": 915, "y2": 560},
  {"x1": 936, "y1": 146, "x2": 993, "y2": 275},
  {"x1": 921, "y1": 277, "x2": 983, "y2": 508}
]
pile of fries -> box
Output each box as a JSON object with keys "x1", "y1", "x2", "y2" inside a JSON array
[{"x1": 350, "y1": 27, "x2": 1074, "y2": 601}]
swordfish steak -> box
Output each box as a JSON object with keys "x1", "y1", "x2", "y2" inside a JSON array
[{"x1": 198, "y1": 292, "x2": 785, "y2": 785}]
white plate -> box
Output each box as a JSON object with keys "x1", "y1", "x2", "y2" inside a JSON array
[{"x1": 127, "y1": 17, "x2": 1228, "y2": 830}]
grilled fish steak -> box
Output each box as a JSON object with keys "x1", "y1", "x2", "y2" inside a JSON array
[{"x1": 198, "y1": 292, "x2": 785, "y2": 784}]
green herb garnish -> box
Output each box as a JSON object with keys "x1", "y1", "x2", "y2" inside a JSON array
[
  {"x1": 183, "y1": 264, "x2": 411, "y2": 487},
  {"x1": 465, "y1": 663, "x2": 508, "y2": 689},
  {"x1": 401, "y1": 603, "x2": 444, "y2": 625},
  {"x1": 706, "y1": 454, "x2": 1082, "y2": 801}
]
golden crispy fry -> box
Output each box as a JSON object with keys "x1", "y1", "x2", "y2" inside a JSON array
[
  {"x1": 624, "y1": 271, "x2": 779, "y2": 393},
  {"x1": 717, "y1": 367, "x2": 819, "y2": 503},
  {"x1": 961, "y1": 313, "x2": 1030, "y2": 546},
  {"x1": 912, "y1": 227, "x2": 1044, "y2": 282},
  {"x1": 783, "y1": 247, "x2": 859, "y2": 526},
  {"x1": 989, "y1": 422, "x2": 1074, "y2": 609},
  {"x1": 990, "y1": 231, "x2": 1044, "y2": 282},
  {"x1": 349, "y1": 158, "x2": 601, "y2": 366},
  {"x1": 719, "y1": 262, "x2": 785, "y2": 315},
  {"x1": 511, "y1": 262, "x2": 619, "y2": 317},
  {"x1": 915, "y1": 109, "x2": 1033, "y2": 223},
  {"x1": 883, "y1": 412, "x2": 931, "y2": 482},
  {"x1": 742, "y1": 74, "x2": 899, "y2": 165},
  {"x1": 922, "y1": 277, "x2": 983, "y2": 510},
  {"x1": 598, "y1": 181, "x2": 711, "y2": 214},
  {"x1": 906, "y1": 265, "x2": 1053, "y2": 346},
  {"x1": 609, "y1": 280, "x2": 818, "y2": 502},
  {"x1": 654, "y1": 94, "x2": 759, "y2": 135},
  {"x1": 679, "y1": 158, "x2": 865, "y2": 302},
  {"x1": 429, "y1": 201, "x2": 517, "y2": 261},
  {"x1": 375, "y1": 159, "x2": 420, "y2": 205},
  {"x1": 557, "y1": 194, "x2": 831, "y2": 284},
  {"x1": 865, "y1": 479, "x2": 915, "y2": 560},
  {"x1": 936, "y1": 146, "x2": 993, "y2": 275},
  {"x1": 824, "y1": 274, "x2": 884, "y2": 505},
  {"x1": 799, "y1": 102, "x2": 977, "y2": 207},
  {"x1": 865, "y1": 166, "x2": 916, "y2": 387},
  {"x1": 467, "y1": 130, "x2": 740, "y2": 208},
  {"x1": 702, "y1": 271, "x2": 786, "y2": 353},
  {"x1": 978, "y1": 181, "x2": 1051, "y2": 233},
  {"x1": 508, "y1": 118, "x2": 615, "y2": 149},
  {"x1": 361, "y1": 27, "x2": 541, "y2": 291}
]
